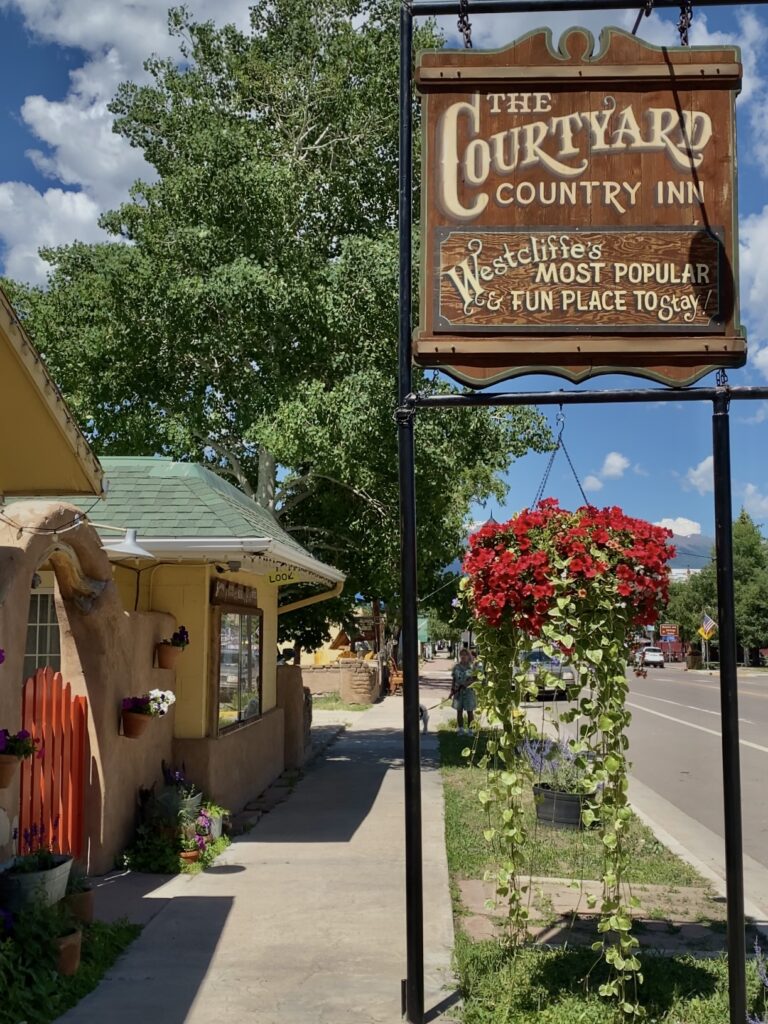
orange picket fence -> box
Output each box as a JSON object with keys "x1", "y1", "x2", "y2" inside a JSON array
[{"x1": 19, "y1": 667, "x2": 88, "y2": 858}]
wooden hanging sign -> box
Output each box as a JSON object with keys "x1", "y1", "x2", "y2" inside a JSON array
[{"x1": 413, "y1": 27, "x2": 746, "y2": 387}]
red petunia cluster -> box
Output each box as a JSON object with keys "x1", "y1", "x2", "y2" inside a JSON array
[{"x1": 463, "y1": 498, "x2": 674, "y2": 636}]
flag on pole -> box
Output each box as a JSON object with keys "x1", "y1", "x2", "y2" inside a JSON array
[{"x1": 700, "y1": 612, "x2": 717, "y2": 639}]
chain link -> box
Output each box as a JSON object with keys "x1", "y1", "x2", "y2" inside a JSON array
[
  {"x1": 458, "y1": 0, "x2": 472, "y2": 49},
  {"x1": 678, "y1": 0, "x2": 693, "y2": 46}
]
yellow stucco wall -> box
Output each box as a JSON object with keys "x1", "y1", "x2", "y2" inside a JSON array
[{"x1": 112, "y1": 562, "x2": 295, "y2": 740}]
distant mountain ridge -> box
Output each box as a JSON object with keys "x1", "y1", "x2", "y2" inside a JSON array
[{"x1": 669, "y1": 532, "x2": 714, "y2": 569}]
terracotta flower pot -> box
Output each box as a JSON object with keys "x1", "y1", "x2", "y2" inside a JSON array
[
  {"x1": 56, "y1": 929, "x2": 82, "y2": 976},
  {"x1": 0, "y1": 754, "x2": 21, "y2": 789},
  {"x1": 66, "y1": 888, "x2": 95, "y2": 924},
  {"x1": 122, "y1": 711, "x2": 151, "y2": 738},
  {"x1": 157, "y1": 644, "x2": 182, "y2": 670},
  {"x1": 180, "y1": 849, "x2": 199, "y2": 864}
]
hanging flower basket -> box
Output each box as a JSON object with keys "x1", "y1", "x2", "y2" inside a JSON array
[
  {"x1": 122, "y1": 711, "x2": 151, "y2": 738},
  {"x1": 462, "y1": 499, "x2": 674, "y2": 1011},
  {"x1": 0, "y1": 729, "x2": 39, "y2": 787},
  {"x1": 121, "y1": 690, "x2": 176, "y2": 737},
  {"x1": 156, "y1": 644, "x2": 181, "y2": 670},
  {"x1": 156, "y1": 626, "x2": 190, "y2": 669}
]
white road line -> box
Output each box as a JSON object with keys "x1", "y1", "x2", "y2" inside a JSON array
[
  {"x1": 631, "y1": 690, "x2": 753, "y2": 725},
  {"x1": 626, "y1": 701, "x2": 768, "y2": 754}
]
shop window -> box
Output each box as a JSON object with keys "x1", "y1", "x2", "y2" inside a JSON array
[
  {"x1": 23, "y1": 592, "x2": 61, "y2": 680},
  {"x1": 217, "y1": 610, "x2": 262, "y2": 733}
]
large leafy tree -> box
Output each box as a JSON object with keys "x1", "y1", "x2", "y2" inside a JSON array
[
  {"x1": 665, "y1": 510, "x2": 768, "y2": 657},
  {"x1": 3, "y1": 0, "x2": 551, "y2": 643}
]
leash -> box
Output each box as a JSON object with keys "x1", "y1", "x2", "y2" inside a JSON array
[{"x1": 422, "y1": 696, "x2": 453, "y2": 712}]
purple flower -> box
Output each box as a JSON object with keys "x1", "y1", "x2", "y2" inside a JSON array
[
  {"x1": 0, "y1": 731, "x2": 6, "y2": 754},
  {"x1": 0, "y1": 649, "x2": 5, "y2": 665},
  {"x1": 16, "y1": 729, "x2": 30, "y2": 741}
]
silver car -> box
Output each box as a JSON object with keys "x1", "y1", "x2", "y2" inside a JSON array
[
  {"x1": 519, "y1": 650, "x2": 579, "y2": 701},
  {"x1": 641, "y1": 646, "x2": 665, "y2": 668}
]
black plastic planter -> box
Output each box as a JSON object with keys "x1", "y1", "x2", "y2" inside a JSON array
[{"x1": 533, "y1": 784, "x2": 589, "y2": 830}]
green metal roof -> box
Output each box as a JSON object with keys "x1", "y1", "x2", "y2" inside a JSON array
[{"x1": 64, "y1": 457, "x2": 310, "y2": 558}]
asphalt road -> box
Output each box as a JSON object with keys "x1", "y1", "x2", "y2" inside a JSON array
[{"x1": 626, "y1": 662, "x2": 768, "y2": 871}]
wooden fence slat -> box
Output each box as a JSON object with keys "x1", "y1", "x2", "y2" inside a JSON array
[{"x1": 19, "y1": 668, "x2": 87, "y2": 860}]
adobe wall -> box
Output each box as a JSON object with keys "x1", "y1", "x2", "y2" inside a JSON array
[
  {"x1": 174, "y1": 707, "x2": 284, "y2": 813},
  {"x1": 0, "y1": 502, "x2": 177, "y2": 874}
]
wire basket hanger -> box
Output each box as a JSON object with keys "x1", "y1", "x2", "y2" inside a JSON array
[{"x1": 532, "y1": 407, "x2": 590, "y2": 509}]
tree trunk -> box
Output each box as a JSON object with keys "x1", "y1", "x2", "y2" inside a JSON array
[
  {"x1": 293, "y1": 643, "x2": 302, "y2": 666},
  {"x1": 256, "y1": 447, "x2": 277, "y2": 513}
]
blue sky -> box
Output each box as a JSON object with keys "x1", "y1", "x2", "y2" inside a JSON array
[{"x1": 0, "y1": 2, "x2": 766, "y2": 541}]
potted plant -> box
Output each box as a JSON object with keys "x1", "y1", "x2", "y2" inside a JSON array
[
  {"x1": 121, "y1": 689, "x2": 176, "y2": 738},
  {"x1": 156, "y1": 625, "x2": 190, "y2": 670},
  {"x1": 64, "y1": 866, "x2": 94, "y2": 924},
  {"x1": 179, "y1": 833, "x2": 200, "y2": 864},
  {"x1": 160, "y1": 761, "x2": 202, "y2": 816},
  {"x1": 0, "y1": 727, "x2": 39, "y2": 788},
  {"x1": 0, "y1": 820, "x2": 73, "y2": 911},
  {"x1": 201, "y1": 802, "x2": 228, "y2": 841},
  {"x1": 523, "y1": 738, "x2": 598, "y2": 829},
  {"x1": 53, "y1": 905, "x2": 82, "y2": 976}
]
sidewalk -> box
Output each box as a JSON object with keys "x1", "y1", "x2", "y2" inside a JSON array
[{"x1": 56, "y1": 679, "x2": 456, "y2": 1024}]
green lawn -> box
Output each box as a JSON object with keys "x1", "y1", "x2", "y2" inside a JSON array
[
  {"x1": 455, "y1": 938, "x2": 765, "y2": 1024},
  {"x1": 437, "y1": 731, "x2": 762, "y2": 1023},
  {"x1": 439, "y1": 731, "x2": 703, "y2": 886}
]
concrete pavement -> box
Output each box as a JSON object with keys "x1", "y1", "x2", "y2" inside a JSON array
[{"x1": 55, "y1": 683, "x2": 457, "y2": 1024}]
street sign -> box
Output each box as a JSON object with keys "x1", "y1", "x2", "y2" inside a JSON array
[
  {"x1": 414, "y1": 27, "x2": 745, "y2": 387},
  {"x1": 660, "y1": 623, "x2": 679, "y2": 639}
]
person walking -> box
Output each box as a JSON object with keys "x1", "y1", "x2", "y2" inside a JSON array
[{"x1": 451, "y1": 648, "x2": 477, "y2": 734}]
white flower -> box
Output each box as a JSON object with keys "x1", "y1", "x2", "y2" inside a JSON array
[{"x1": 147, "y1": 689, "x2": 176, "y2": 715}]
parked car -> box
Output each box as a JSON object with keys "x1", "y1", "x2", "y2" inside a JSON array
[
  {"x1": 640, "y1": 646, "x2": 665, "y2": 668},
  {"x1": 518, "y1": 650, "x2": 579, "y2": 701}
]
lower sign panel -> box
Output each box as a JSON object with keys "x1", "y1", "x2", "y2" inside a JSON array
[{"x1": 436, "y1": 227, "x2": 725, "y2": 334}]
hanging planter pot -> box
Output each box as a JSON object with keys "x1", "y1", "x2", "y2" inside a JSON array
[
  {"x1": 180, "y1": 849, "x2": 199, "y2": 864},
  {"x1": 0, "y1": 754, "x2": 21, "y2": 789},
  {"x1": 122, "y1": 711, "x2": 151, "y2": 739},
  {"x1": 156, "y1": 644, "x2": 182, "y2": 670}
]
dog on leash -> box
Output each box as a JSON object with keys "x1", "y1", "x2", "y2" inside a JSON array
[{"x1": 419, "y1": 704, "x2": 429, "y2": 734}]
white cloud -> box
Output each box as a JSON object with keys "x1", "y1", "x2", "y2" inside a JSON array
[
  {"x1": 583, "y1": 474, "x2": 603, "y2": 493},
  {"x1": 0, "y1": 0, "x2": 253, "y2": 282},
  {"x1": 655, "y1": 517, "x2": 702, "y2": 537},
  {"x1": 633, "y1": 464, "x2": 649, "y2": 477},
  {"x1": 600, "y1": 451, "x2": 630, "y2": 480},
  {"x1": 739, "y1": 402, "x2": 768, "y2": 425},
  {"x1": 685, "y1": 455, "x2": 714, "y2": 495},
  {"x1": 744, "y1": 483, "x2": 768, "y2": 518},
  {"x1": 0, "y1": 181, "x2": 105, "y2": 282}
]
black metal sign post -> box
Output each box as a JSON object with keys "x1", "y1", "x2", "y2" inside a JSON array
[
  {"x1": 397, "y1": 5, "x2": 768, "y2": 1023},
  {"x1": 398, "y1": 3, "x2": 425, "y2": 1023}
]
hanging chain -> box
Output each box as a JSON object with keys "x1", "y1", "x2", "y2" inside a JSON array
[
  {"x1": 678, "y1": 0, "x2": 693, "y2": 46},
  {"x1": 631, "y1": 0, "x2": 654, "y2": 36},
  {"x1": 533, "y1": 409, "x2": 591, "y2": 509},
  {"x1": 458, "y1": 0, "x2": 472, "y2": 49}
]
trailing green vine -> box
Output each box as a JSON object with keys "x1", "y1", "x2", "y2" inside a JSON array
[{"x1": 461, "y1": 499, "x2": 673, "y2": 1017}]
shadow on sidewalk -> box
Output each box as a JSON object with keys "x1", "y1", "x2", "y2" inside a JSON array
[
  {"x1": 57, "y1": 895, "x2": 233, "y2": 1024},
  {"x1": 236, "y1": 727, "x2": 410, "y2": 845}
]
